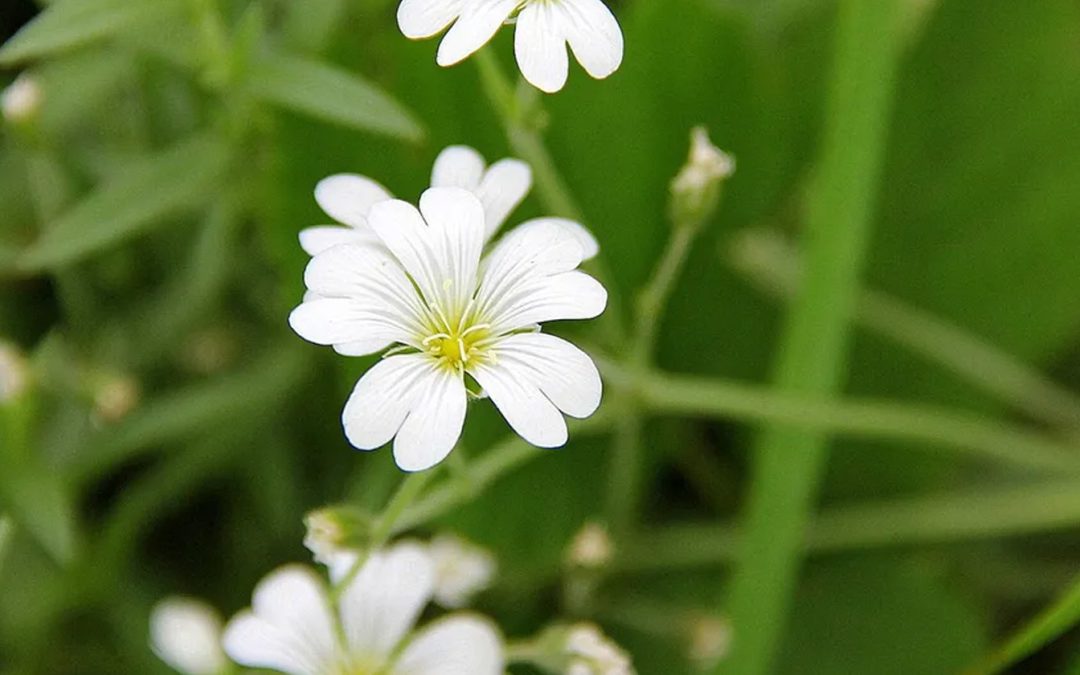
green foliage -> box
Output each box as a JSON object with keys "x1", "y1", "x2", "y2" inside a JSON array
[{"x1": 2, "y1": 0, "x2": 1080, "y2": 673}]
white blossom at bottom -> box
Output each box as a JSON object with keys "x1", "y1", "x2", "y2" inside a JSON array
[{"x1": 149, "y1": 597, "x2": 228, "y2": 675}]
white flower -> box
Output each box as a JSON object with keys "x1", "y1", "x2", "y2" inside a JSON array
[
  {"x1": 222, "y1": 542, "x2": 504, "y2": 674},
  {"x1": 397, "y1": 0, "x2": 624, "y2": 93},
  {"x1": 564, "y1": 623, "x2": 634, "y2": 675},
  {"x1": 428, "y1": 533, "x2": 497, "y2": 607},
  {"x1": 299, "y1": 145, "x2": 598, "y2": 260},
  {"x1": 1, "y1": 74, "x2": 42, "y2": 124},
  {"x1": 149, "y1": 597, "x2": 228, "y2": 675},
  {"x1": 289, "y1": 185, "x2": 606, "y2": 471},
  {"x1": 565, "y1": 521, "x2": 613, "y2": 569}
]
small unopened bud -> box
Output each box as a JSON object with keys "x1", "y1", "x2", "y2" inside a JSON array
[
  {"x1": 303, "y1": 506, "x2": 374, "y2": 566},
  {"x1": 669, "y1": 126, "x2": 735, "y2": 229},
  {"x1": 564, "y1": 623, "x2": 635, "y2": 675},
  {"x1": 687, "y1": 615, "x2": 732, "y2": 669},
  {"x1": 428, "y1": 533, "x2": 497, "y2": 608},
  {"x1": 0, "y1": 342, "x2": 30, "y2": 404},
  {"x1": 566, "y1": 522, "x2": 614, "y2": 570},
  {"x1": 93, "y1": 374, "x2": 140, "y2": 423},
  {"x1": 1, "y1": 74, "x2": 43, "y2": 125},
  {"x1": 149, "y1": 597, "x2": 227, "y2": 675}
]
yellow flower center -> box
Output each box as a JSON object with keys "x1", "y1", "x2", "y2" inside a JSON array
[{"x1": 423, "y1": 323, "x2": 491, "y2": 370}]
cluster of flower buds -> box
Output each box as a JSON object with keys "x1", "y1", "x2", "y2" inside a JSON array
[{"x1": 669, "y1": 126, "x2": 736, "y2": 230}]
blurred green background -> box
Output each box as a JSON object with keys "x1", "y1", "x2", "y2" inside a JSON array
[{"x1": 2, "y1": 0, "x2": 1080, "y2": 673}]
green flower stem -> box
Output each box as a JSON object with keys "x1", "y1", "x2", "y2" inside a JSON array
[
  {"x1": 393, "y1": 412, "x2": 615, "y2": 534},
  {"x1": 729, "y1": 229, "x2": 1080, "y2": 433},
  {"x1": 965, "y1": 571, "x2": 1080, "y2": 675},
  {"x1": 718, "y1": 2, "x2": 904, "y2": 672},
  {"x1": 0, "y1": 515, "x2": 13, "y2": 577},
  {"x1": 615, "y1": 478, "x2": 1080, "y2": 574},
  {"x1": 333, "y1": 469, "x2": 435, "y2": 600},
  {"x1": 631, "y1": 225, "x2": 698, "y2": 365},
  {"x1": 604, "y1": 362, "x2": 1080, "y2": 473}
]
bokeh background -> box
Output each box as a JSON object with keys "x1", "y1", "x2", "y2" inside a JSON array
[{"x1": 2, "y1": 0, "x2": 1080, "y2": 673}]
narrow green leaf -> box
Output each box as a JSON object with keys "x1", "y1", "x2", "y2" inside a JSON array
[
  {"x1": 0, "y1": 0, "x2": 185, "y2": 65},
  {"x1": 248, "y1": 53, "x2": 424, "y2": 141},
  {"x1": 18, "y1": 135, "x2": 231, "y2": 271},
  {"x1": 969, "y1": 572, "x2": 1080, "y2": 674}
]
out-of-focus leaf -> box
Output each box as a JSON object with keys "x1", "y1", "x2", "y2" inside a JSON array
[
  {"x1": 281, "y1": 0, "x2": 347, "y2": 54},
  {"x1": 0, "y1": 0, "x2": 185, "y2": 65},
  {"x1": 18, "y1": 134, "x2": 231, "y2": 271},
  {"x1": 248, "y1": 53, "x2": 424, "y2": 142},
  {"x1": 776, "y1": 558, "x2": 987, "y2": 675},
  {"x1": 0, "y1": 462, "x2": 77, "y2": 565}
]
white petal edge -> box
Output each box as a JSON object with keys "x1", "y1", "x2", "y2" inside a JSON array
[
  {"x1": 340, "y1": 541, "x2": 437, "y2": 661},
  {"x1": 515, "y1": 1, "x2": 569, "y2": 93},
  {"x1": 299, "y1": 225, "x2": 382, "y2": 257},
  {"x1": 392, "y1": 364, "x2": 468, "y2": 471},
  {"x1": 394, "y1": 614, "x2": 505, "y2": 675},
  {"x1": 398, "y1": 0, "x2": 465, "y2": 39},
  {"x1": 476, "y1": 159, "x2": 532, "y2": 238},
  {"x1": 417, "y1": 187, "x2": 487, "y2": 318},
  {"x1": 558, "y1": 0, "x2": 624, "y2": 80},
  {"x1": 342, "y1": 354, "x2": 439, "y2": 452},
  {"x1": 431, "y1": 145, "x2": 486, "y2": 191},
  {"x1": 469, "y1": 333, "x2": 602, "y2": 447},
  {"x1": 436, "y1": 0, "x2": 520, "y2": 67},
  {"x1": 288, "y1": 297, "x2": 416, "y2": 355},
  {"x1": 150, "y1": 598, "x2": 227, "y2": 675},
  {"x1": 315, "y1": 174, "x2": 393, "y2": 229},
  {"x1": 510, "y1": 216, "x2": 598, "y2": 260},
  {"x1": 221, "y1": 566, "x2": 337, "y2": 675}
]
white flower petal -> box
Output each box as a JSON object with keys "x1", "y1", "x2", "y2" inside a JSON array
[
  {"x1": 476, "y1": 219, "x2": 605, "y2": 333},
  {"x1": 476, "y1": 159, "x2": 532, "y2": 238},
  {"x1": 559, "y1": 0, "x2": 623, "y2": 80},
  {"x1": 398, "y1": 0, "x2": 465, "y2": 38},
  {"x1": 299, "y1": 225, "x2": 382, "y2": 257},
  {"x1": 150, "y1": 598, "x2": 227, "y2": 675},
  {"x1": 436, "y1": 0, "x2": 520, "y2": 67},
  {"x1": 470, "y1": 357, "x2": 567, "y2": 447},
  {"x1": 393, "y1": 364, "x2": 468, "y2": 471},
  {"x1": 340, "y1": 542, "x2": 437, "y2": 661},
  {"x1": 515, "y1": 1, "x2": 569, "y2": 93},
  {"x1": 511, "y1": 216, "x2": 599, "y2": 260},
  {"x1": 288, "y1": 297, "x2": 417, "y2": 355},
  {"x1": 342, "y1": 354, "x2": 439, "y2": 451},
  {"x1": 417, "y1": 187, "x2": 487, "y2": 317},
  {"x1": 490, "y1": 332, "x2": 602, "y2": 417},
  {"x1": 315, "y1": 174, "x2": 393, "y2": 228},
  {"x1": 222, "y1": 566, "x2": 337, "y2": 675},
  {"x1": 431, "y1": 145, "x2": 486, "y2": 191},
  {"x1": 394, "y1": 615, "x2": 504, "y2": 675}
]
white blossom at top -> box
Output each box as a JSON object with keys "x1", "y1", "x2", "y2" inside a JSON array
[
  {"x1": 222, "y1": 541, "x2": 504, "y2": 674},
  {"x1": 397, "y1": 0, "x2": 624, "y2": 93},
  {"x1": 289, "y1": 185, "x2": 606, "y2": 471},
  {"x1": 299, "y1": 145, "x2": 598, "y2": 261},
  {"x1": 564, "y1": 623, "x2": 635, "y2": 675},
  {"x1": 428, "y1": 533, "x2": 497, "y2": 608},
  {"x1": 149, "y1": 597, "x2": 228, "y2": 675}
]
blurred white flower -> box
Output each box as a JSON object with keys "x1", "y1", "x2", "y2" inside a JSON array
[
  {"x1": 149, "y1": 597, "x2": 228, "y2": 675},
  {"x1": 299, "y1": 145, "x2": 597, "y2": 260},
  {"x1": 0, "y1": 342, "x2": 29, "y2": 403},
  {"x1": 289, "y1": 186, "x2": 605, "y2": 471},
  {"x1": 687, "y1": 615, "x2": 732, "y2": 669},
  {"x1": 1, "y1": 74, "x2": 42, "y2": 124},
  {"x1": 397, "y1": 0, "x2": 623, "y2": 93},
  {"x1": 222, "y1": 542, "x2": 503, "y2": 674},
  {"x1": 92, "y1": 373, "x2": 140, "y2": 423},
  {"x1": 428, "y1": 533, "x2": 497, "y2": 607},
  {"x1": 565, "y1": 521, "x2": 613, "y2": 569},
  {"x1": 564, "y1": 623, "x2": 634, "y2": 675}
]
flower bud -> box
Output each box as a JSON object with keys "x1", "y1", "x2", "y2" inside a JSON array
[
  {"x1": 687, "y1": 614, "x2": 732, "y2": 669},
  {"x1": 428, "y1": 533, "x2": 497, "y2": 608},
  {"x1": 562, "y1": 623, "x2": 635, "y2": 675},
  {"x1": 565, "y1": 521, "x2": 614, "y2": 570},
  {"x1": 303, "y1": 506, "x2": 374, "y2": 566},
  {"x1": 0, "y1": 342, "x2": 30, "y2": 404},
  {"x1": 1, "y1": 74, "x2": 43, "y2": 126},
  {"x1": 93, "y1": 374, "x2": 140, "y2": 423},
  {"x1": 149, "y1": 597, "x2": 228, "y2": 675},
  {"x1": 669, "y1": 126, "x2": 735, "y2": 229}
]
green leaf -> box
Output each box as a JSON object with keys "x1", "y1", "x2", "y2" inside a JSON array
[
  {"x1": 0, "y1": 0, "x2": 185, "y2": 65},
  {"x1": 18, "y1": 134, "x2": 231, "y2": 271},
  {"x1": 248, "y1": 53, "x2": 424, "y2": 142}
]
